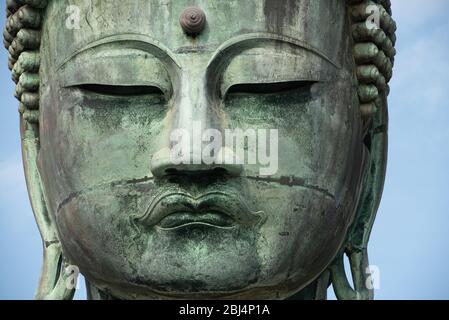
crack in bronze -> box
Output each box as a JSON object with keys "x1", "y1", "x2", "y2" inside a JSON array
[
  {"x1": 56, "y1": 174, "x2": 335, "y2": 213},
  {"x1": 243, "y1": 175, "x2": 335, "y2": 200},
  {"x1": 373, "y1": 124, "x2": 387, "y2": 135},
  {"x1": 44, "y1": 240, "x2": 60, "y2": 248},
  {"x1": 56, "y1": 176, "x2": 155, "y2": 213}
]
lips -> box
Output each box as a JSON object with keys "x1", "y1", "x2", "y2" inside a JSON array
[{"x1": 134, "y1": 191, "x2": 264, "y2": 230}]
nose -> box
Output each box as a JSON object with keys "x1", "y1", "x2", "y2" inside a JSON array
[
  {"x1": 150, "y1": 145, "x2": 243, "y2": 177},
  {"x1": 150, "y1": 70, "x2": 243, "y2": 177}
]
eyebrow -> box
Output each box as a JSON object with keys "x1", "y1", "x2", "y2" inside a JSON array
[
  {"x1": 56, "y1": 33, "x2": 181, "y2": 72},
  {"x1": 56, "y1": 32, "x2": 340, "y2": 73},
  {"x1": 207, "y1": 32, "x2": 341, "y2": 70}
]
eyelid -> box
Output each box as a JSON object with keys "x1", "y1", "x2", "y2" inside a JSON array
[
  {"x1": 59, "y1": 50, "x2": 172, "y2": 97},
  {"x1": 225, "y1": 80, "x2": 317, "y2": 97},
  {"x1": 218, "y1": 50, "x2": 331, "y2": 98},
  {"x1": 73, "y1": 83, "x2": 166, "y2": 97},
  {"x1": 221, "y1": 78, "x2": 320, "y2": 98}
]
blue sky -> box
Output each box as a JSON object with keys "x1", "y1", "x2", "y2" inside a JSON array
[{"x1": 1, "y1": 1, "x2": 449, "y2": 300}]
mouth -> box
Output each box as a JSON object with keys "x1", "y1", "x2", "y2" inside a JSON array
[
  {"x1": 157, "y1": 211, "x2": 235, "y2": 230},
  {"x1": 134, "y1": 191, "x2": 264, "y2": 230}
]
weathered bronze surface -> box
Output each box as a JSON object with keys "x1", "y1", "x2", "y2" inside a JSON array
[{"x1": 3, "y1": 0, "x2": 396, "y2": 300}]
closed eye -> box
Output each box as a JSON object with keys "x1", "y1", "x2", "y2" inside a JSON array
[
  {"x1": 75, "y1": 84, "x2": 165, "y2": 96},
  {"x1": 226, "y1": 80, "x2": 316, "y2": 96}
]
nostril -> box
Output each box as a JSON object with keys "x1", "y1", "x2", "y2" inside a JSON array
[
  {"x1": 167, "y1": 175, "x2": 181, "y2": 184},
  {"x1": 150, "y1": 146, "x2": 244, "y2": 178},
  {"x1": 212, "y1": 167, "x2": 229, "y2": 176},
  {"x1": 165, "y1": 168, "x2": 179, "y2": 175}
]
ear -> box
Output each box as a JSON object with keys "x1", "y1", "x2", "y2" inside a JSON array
[
  {"x1": 325, "y1": 0, "x2": 395, "y2": 300},
  {"x1": 20, "y1": 115, "x2": 76, "y2": 300},
  {"x1": 328, "y1": 93, "x2": 389, "y2": 300}
]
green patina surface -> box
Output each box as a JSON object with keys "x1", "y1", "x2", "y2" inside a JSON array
[{"x1": 3, "y1": 0, "x2": 396, "y2": 300}]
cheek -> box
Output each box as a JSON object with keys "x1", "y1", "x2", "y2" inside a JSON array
[
  {"x1": 54, "y1": 183, "x2": 153, "y2": 285},
  {"x1": 39, "y1": 88, "x2": 167, "y2": 202},
  {"x1": 222, "y1": 80, "x2": 363, "y2": 286},
  {"x1": 251, "y1": 182, "x2": 353, "y2": 288},
  {"x1": 223, "y1": 80, "x2": 362, "y2": 195}
]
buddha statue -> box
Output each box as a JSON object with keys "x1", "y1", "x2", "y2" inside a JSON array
[{"x1": 3, "y1": 0, "x2": 396, "y2": 300}]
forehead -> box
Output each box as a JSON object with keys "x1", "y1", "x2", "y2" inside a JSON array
[{"x1": 44, "y1": 0, "x2": 346, "y2": 65}]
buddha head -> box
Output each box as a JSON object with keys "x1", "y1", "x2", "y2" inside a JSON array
[{"x1": 4, "y1": 0, "x2": 396, "y2": 299}]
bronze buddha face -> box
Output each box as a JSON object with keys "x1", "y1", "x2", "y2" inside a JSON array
[{"x1": 4, "y1": 0, "x2": 396, "y2": 299}]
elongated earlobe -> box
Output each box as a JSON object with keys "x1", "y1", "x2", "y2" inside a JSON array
[
  {"x1": 21, "y1": 117, "x2": 75, "y2": 300},
  {"x1": 325, "y1": 0, "x2": 394, "y2": 300}
]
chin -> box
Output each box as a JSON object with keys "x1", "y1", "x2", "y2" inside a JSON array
[{"x1": 77, "y1": 224, "x2": 342, "y2": 300}]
